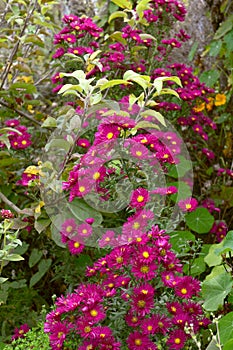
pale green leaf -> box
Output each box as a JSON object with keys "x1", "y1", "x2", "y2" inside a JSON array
[
  {"x1": 108, "y1": 10, "x2": 128, "y2": 23},
  {"x1": 41, "y1": 116, "x2": 57, "y2": 128},
  {"x1": 111, "y1": 0, "x2": 132, "y2": 10},
  {"x1": 219, "y1": 312, "x2": 233, "y2": 345},
  {"x1": 140, "y1": 110, "x2": 166, "y2": 126}
]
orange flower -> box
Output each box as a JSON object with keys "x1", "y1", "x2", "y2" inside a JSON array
[
  {"x1": 193, "y1": 102, "x2": 205, "y2": 112},
  {"x1": 214, "y1": 93, "x2": 226, "y2": 106},
  {"x1": 205, "y1": 97, "x2": 214, "y2": 111}
]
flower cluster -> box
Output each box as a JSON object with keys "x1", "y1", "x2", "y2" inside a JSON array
[
  {"x1": 60, "y1": 106, "x2": 193, "y2": 252},
  {"x1": 11, "y1": 323, "x2": 30, "y2": 341},
  {"x1": 0, "y1": 119, "x2": 32, "y2": 150},
  {"x1": 45, "y1": 226, "x2": 209, "y2": 350}
]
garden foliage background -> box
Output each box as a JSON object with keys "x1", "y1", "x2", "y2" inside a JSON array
[{"x1": 0, "y1": 0, "x2": 233, "y2": 349}]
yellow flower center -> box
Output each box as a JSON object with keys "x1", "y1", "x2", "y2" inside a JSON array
[
  {"x1": 185, "y1": 203, "x2": 192, "y2": 209},
  {"x1": 135, "y1": 339, "x2": 142, "y2": 345},
  {"x1": 142, "y1": 251, "x2": 149, "y2": 258},
  {"x1": 79, "y1": 186, "x2": 85, "y2": 192},
  {"x1": 137, "y1": 300, "x2": 146, "y2": 308},
  {"x1": 90, "y1": 309, "x2": 98, "y2": 317},
  {"x1": 136, "y1": 151, "x2": 142, "y2": 156},
  {"x1": 93, "y1": 172, "x2": 100, "y2": 180},
  {"x1": 116, "y1": 256, "x2": 123, "y2": 263},
  {"x1": 84, "y1": 326, "x2": 91, "y2": 333},
  {"x1": 140, "y1": 265, "x2": 149, "y2": 273},
  {"x1": 175, "y1": 338, "x2": 181, "y2": 344},
  {"x1": 137, "y1": 195, "x2": 144, "y2": 203},
  {"x1": 181, "y1": 288, "x2": 187, "y2": 294},
  {"x1": 74, "y1": 242, "x2": 80, "y2": 248},
  {"x1": 107, "y1": 132, "x2": 113, "y2": 139},
  {"x1": 133, "y1": 222, "x2": 140, "y2": 229}
]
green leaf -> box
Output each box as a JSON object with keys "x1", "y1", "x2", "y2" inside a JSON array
[
  {"x1": 206, "y1": 338, "x2": 219, "y2": 350},
  {"x1": 168, "y1": 155, "x2": 192, "y2": 178},
  {"x1": 29, "y1": 258, "x2": 52, "y2": 288},
  {"x1": 131, "y1": 121, "x2": 160, "y2": 134},
  {"x1": 41, "y1": 116, "x2": 57, "y2": 128},
  {"x1": 185, "y1": 208, "x2": 215, "y2": 234},
  {"x1": 205, "y1": 243, "x2": 223, "y2": 267},
  {"x1": 9, "y1": 82, "x2": 37, "y2": 93},
  {"x1": 188, "y1": 42, "x2": 198, "y2": 61},
  {"x1": 202, "y1": 271, "x2": 233, "y2": 311},
  {"x1": 111, "y1": 0, "x2": 133, "y2": 10},
  {"x1": 0, "y1": 277, "x2": 8, "y2": 284},
  {"x1": 169, "y1": 230, "x2": 195, "y2": 253},
  {"x1": 136, "y1": 0, "x2": 151, "y2": 19},
  {"x1": 99, "y1": 79, "x2": 131, "y2": 91},
  {"x1": 140, "y1": 110, "x2": 165, "y2": 126},
  {"x1": 51, "y1": 222, "x2": 66, "y2": 248},
  {"x1": 215, "y1": 231, "x2": 233, "y2": 255},
  {"x1": 57, "y1": 84, "x2": 83, "y2": 95},
  {"x1": 108, "y1": 31, "x2": 127, "y2": 44},
  {"x1": 153, "y1": 87, "x2": 180, "y2": 99},
  {"x1": 13, "y1": 242, "x2": 29, "y2": 255},
  {"x1": 108, "y1": 10, "x2": 128, "y2": 23},
  {"x1": 219, "y1": 312, "x2": 233, "y2": 345},
  {"x1": 68, "y1": 198, "x2": 103, "y2": 225},
  {"x1": 209, "y1": 41, "x2": 222, "y2": 57},
  {"x1": 200, "y1": 70, "x2": 220, "y2": 87},
  {"x1": 29, "y1": 248, "x2": 43, "y2": 268},
  {"x1": 168, "y1": 181, "x2": 192, "y2": 202},
  {"x1": 223, "y1": 339, "x2": 233, "y2": 350},
  {"x1": 34, "y1": 219, "x2": 50, "y2": 234},
  {"x1": 3, "y1": 254, "x2": 24, "y2": 261},
  {"x1": 214, "y1": 14, "x2": 233, "y2": 39},
  {"x1": 123, "y1": 70, "x2": 151, "y2": 90}
]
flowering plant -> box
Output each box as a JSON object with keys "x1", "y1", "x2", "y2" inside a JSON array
[{"x1": 45, "y1": 225, "x2": 210, "y2": 350}]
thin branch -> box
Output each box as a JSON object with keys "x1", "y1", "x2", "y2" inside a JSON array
[
  {"x1": 0, "y1": 0, "x2": 38, "y2": 89},
  {"x1": 0, "y1": 191, "x2": 33, "y2": 216},
  {"x1": 0, "y1": 99, "x2": 41, "y2": 126}
]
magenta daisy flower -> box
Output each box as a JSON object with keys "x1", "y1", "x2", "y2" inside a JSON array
[
  {"x1": 127, "y1": 331, "x2": 153, "y2": 350},
  {"x1": 130, "y1": 188, "x2": 149, "y2": 209},
  {"x1": 174, "y1": 276, "x2": 200, "y2": 299},
  {"x1": 130, "y1": 143, "x2": 149, "y2": 159},
  {"x1": 11, "y1": 324, "x2": 30, "y2": 341},
  {"x1": 98, "y1": 230, "x2": 115, "y2": 247},
  {"x1": 125, "y1": 312, "x2": 141, "y2": 327},
  {"x1": 67, "y1": 240, "x2": 85, "y2": 255},
  {"x1": 76, "y1": 222, "x2": 93, "y2": 237},
  {"x1": 131, "y1": 294, "x2": 154, "y2": 316},
  {"x1": 166, "y1": 329, "x2": 187, "y2": 350},
  {"x1": 178, "y1": 197, "x2": 198, "y2": 212},
  {"x1": 61, "y1": 218, "x2": 77, "y2": 238},
  {"x1": 131, "y1": 260, "x2": 157, "y2": 280},
  {"x1": 151, "y1": 314, "x2": 171, "y2": 335}
]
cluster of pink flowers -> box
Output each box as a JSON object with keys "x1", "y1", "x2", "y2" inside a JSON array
[
  {"x1": 59, "y1": 106, "x2": 195, "y2": 252},
  {"x1": 0, "y1": 209, "x2": 14, "y2": 219},
  {"x1": 0, "y1": 119, "x2": 32, "y2": 150},
  {"x1": 11, "y1": 323, "x2": 30, "y2": 341},
  {"x1": 45, "y1": 226, "x2": 209, "y2": 350}
]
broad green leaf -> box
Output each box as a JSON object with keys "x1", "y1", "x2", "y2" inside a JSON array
[
  {"x1": 185, "y1": 208, "x2": 215, "y2": 234},
  {"x1": 132, "y1": 121, "x2": 160, "y2": 133},
  {"x1": 108, "y1": 31, "x2": 127, "y2": 44},
  {"x1": 3, "y1": 254, "x2": 24, "y2": 261},
  {"x1": 13, "y1": 242, "x2": 29, "y2": 255},
  {"x1": 51, "y1": 222, "x2": 66, "y2": 248},
  {"x1": 202, "y1": 271, "x2": 233, "y2": 311},
  {"x1": 209, "y1": 40, "x2": 222, "y2": 57},
  {"x1": 214, "y1": 14, "x2": 233, "y2": 39},
  {"x1": 29, "y1": 258, "x2": 52, "y2": 288},
  {"x1": 153, "y1": 88, "x2": 180, "y2": 99},
  {"x1": 108, "y1": 11, "x2": 128, "y2": 23},
  {"x1": 111, "y1": 0, "x2": 132, "y2": 10},
  {"x1": 29, "y1": 248, "x2": 43, "y2": 268},
  {"x1": 219, "y1": 312, "x2": 233, "y2": 345},
  {"x1": 22, "y1": 34, "x2": 44, "y2": 47},
  {"x1": 90, "y1": 92, "x2": 102, "y2": 105},
  {"x1": 206, "y1": 338, "x2": 219, "y2": 350},
  {"x1": 200, "y1": 70, "x2": 220, "y2": 87},
  {"x1": 223, "y1": 339, "x2": 233, "y2": 350},
  {"x1": 123, "y1": 70, "x2": 151, "y2": 90},
  {"x1": 58, "y1": 84, "x2": 83, "y2": 94},
  {"x1": 169, "y1": 230, "x2": 195, "y2": 253},
  {"x1": 205, "y1": 243, "x2": 223, "y2": 267},
  {"x1": 169, "y1": 181, "x2": 192, "y2": 201},
  {"x1": 136, "y1": 0, "x2": 151, "y2": 19},
  {"x1": 168, "y1": 155, "x2": 192, "y2": 178},
  {"x1": 187, "y1": 256, "x2": 206, "y2": 276},
  {"x1": 140, "y1": 110, "x2": 166, "y2": 126},
  {"x1": 205, "y1": 265, "x2": 226, "y2": 281},
  {"x1": 68, "y1": 198, "x2": 103, "y2": 225},
  {"x1": 59, "y1": 70, "x2": 86, "y2": 80},
  {"x1": 34, "y1": 219, "x2": 50, "y2": 234},
  {"x1": 215, "y1": 231, "x2": 233, "y2": 255},
  {"x1": 41, "y1": 116, "x2": 57, "y2": 128},
  {"x1": 99, "y1": 79, "x2": 131, "y2": 91},
  {"x1": 44, "y1": 138, "x2": 71, "y2": 153}
]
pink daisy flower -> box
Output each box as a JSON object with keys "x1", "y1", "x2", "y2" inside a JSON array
[
  {"x1": 67, "y1": 240, "x2": 85, "y2": 255},
  {"x1": 178, "y1": 197, "x2": 198, "y2": 212},
  {"x1": 127, "y1": 331, "x2": 153, "y2": 350},
  {"x1": 166, "y1": 329, "x2": 187, "y2": 350},
  {"x1": 130, "y1": 188, "x2": 149, "y2": 209}
]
